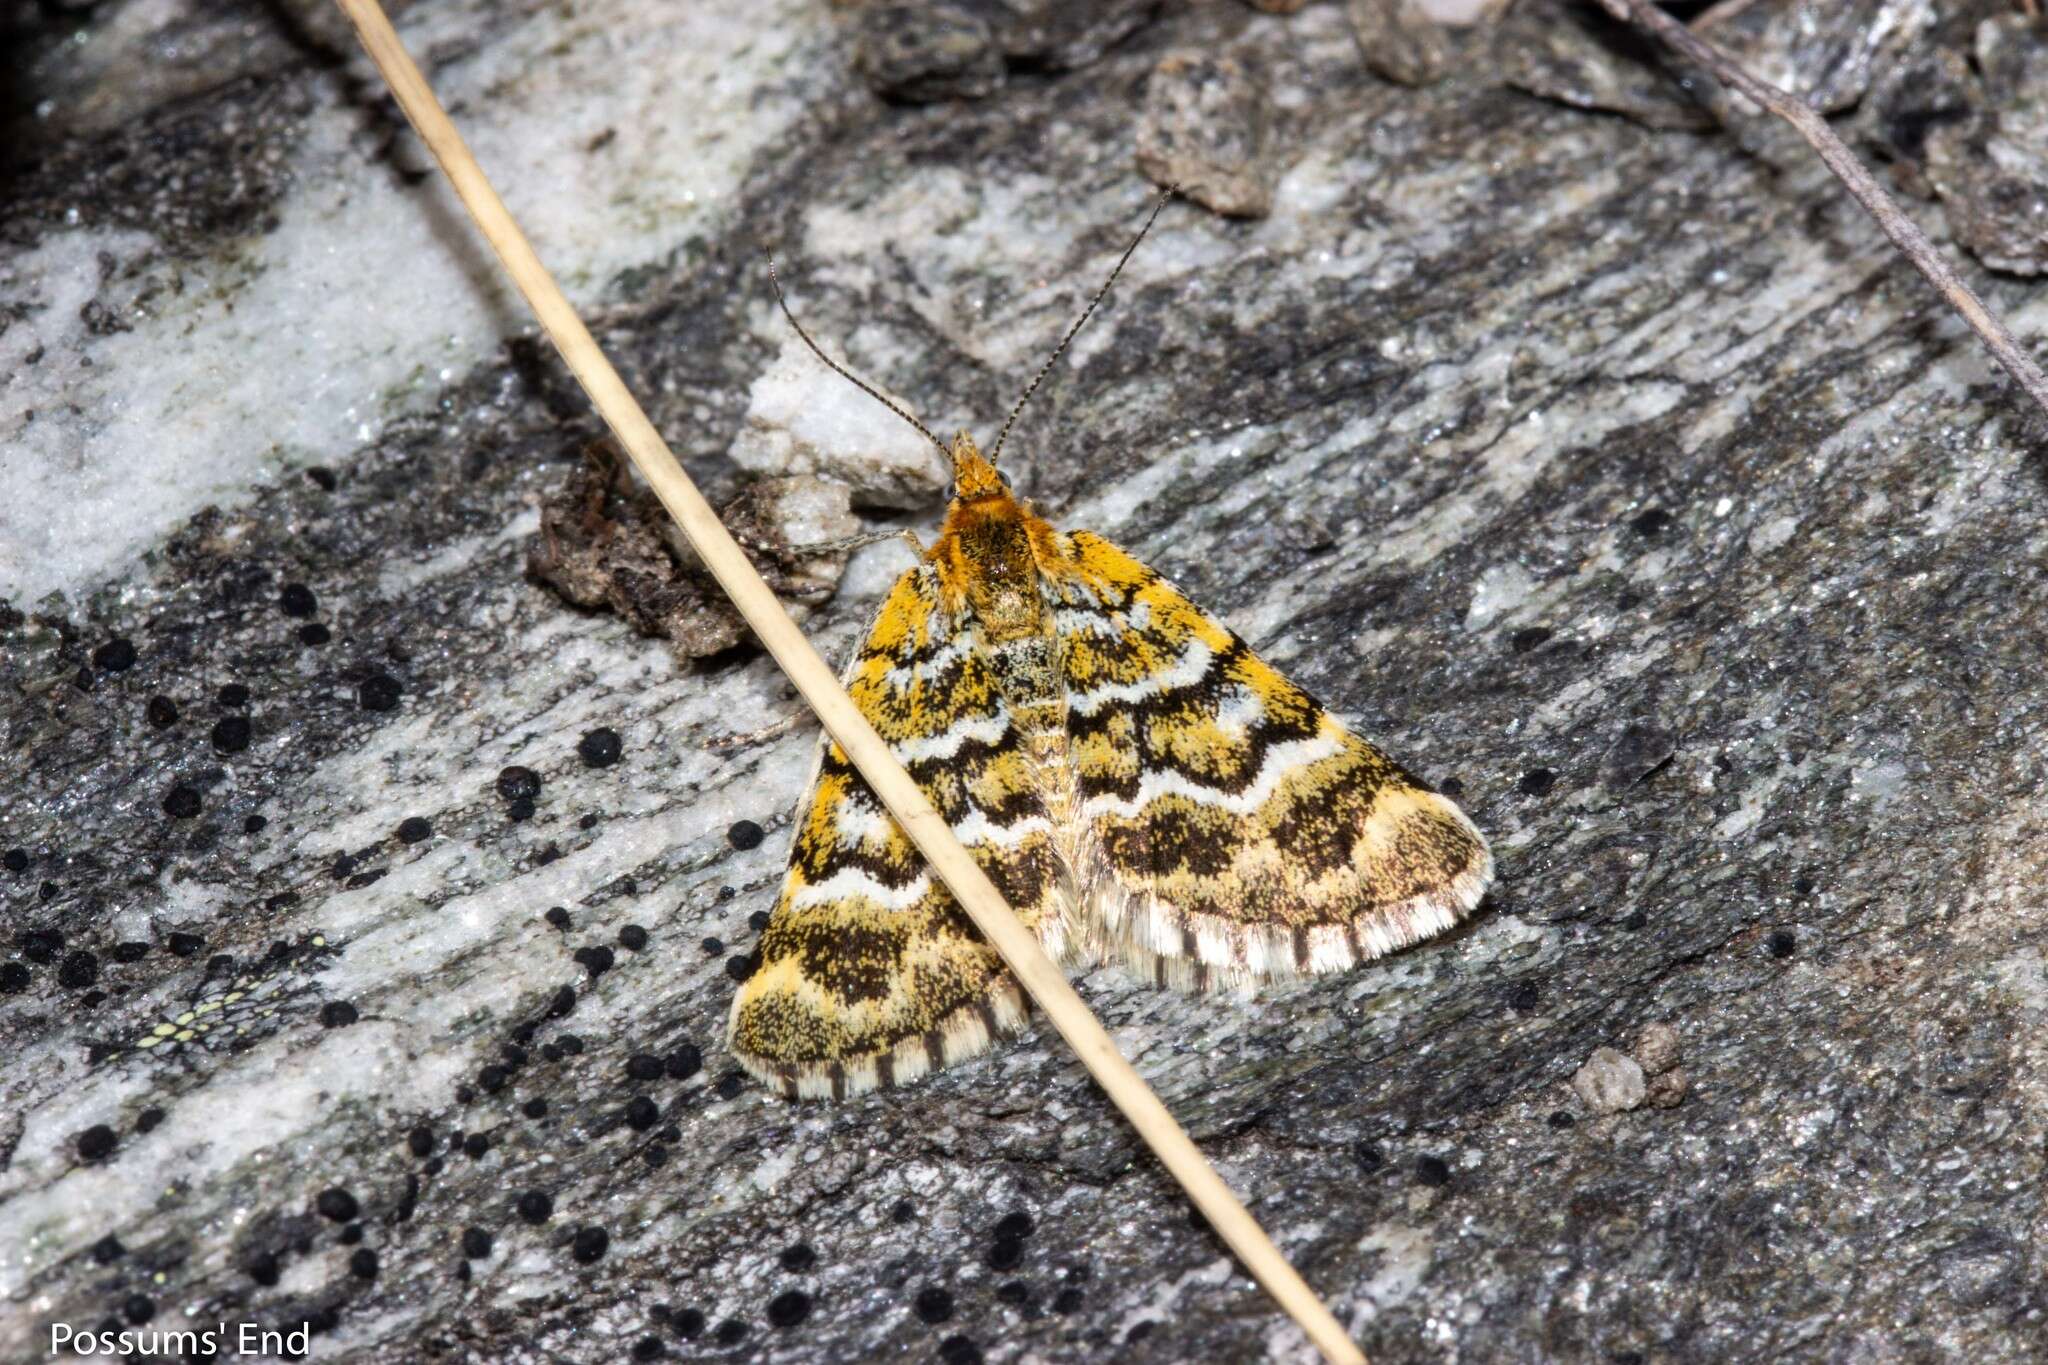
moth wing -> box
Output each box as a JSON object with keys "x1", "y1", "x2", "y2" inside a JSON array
[
  {"x1": 727, "y1": 563, "x2": 1065, "y2": 1099},
  {"x1": 1052, "y1": 531, "x2": 1493, "y2": 991}
]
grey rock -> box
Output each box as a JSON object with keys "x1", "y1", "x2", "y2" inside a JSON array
[
  {"x1": 1136, "y1": 51, "x2": 1275, "y2": 218},
  {"x1": 1497, "y1": 0, "x2": 1716, "y2": 131},
  {"x1": 1346, "y1": 0, "x2": 1454, "y2": 88},
  {"x1": 1572, "y1": 1046, "x2": 1648, "y2": 1114},
  {"x1": 5, "y1": 1, "x2": 2048, "y2": 1362},
  {"x1": 855, "y1": 2, "x2": 1008, "y2": 103},
  {"x1": 1920, "y1": 16, "x2": 2048, "y2": 275}
]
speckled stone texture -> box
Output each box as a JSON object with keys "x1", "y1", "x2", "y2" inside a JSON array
[{"x1": 5, "y1": 2, "x2": 2048, "y2": 1363}]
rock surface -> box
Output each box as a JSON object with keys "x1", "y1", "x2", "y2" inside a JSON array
[{"x1": 4, "y1": 2, "x2": 2048, "y2": 1363}]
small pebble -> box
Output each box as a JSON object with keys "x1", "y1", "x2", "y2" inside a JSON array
[
  {"x1": 1572, "y1": 1046, "x2": 1647, "y2": 1114},
  {"x1": 1632, "y1": 1021, "x2": 1682, "y2": 1076}
]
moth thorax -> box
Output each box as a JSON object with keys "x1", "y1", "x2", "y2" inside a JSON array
[{"x1": 960, "y1": 517, "x2": 1043, "y2": 641}]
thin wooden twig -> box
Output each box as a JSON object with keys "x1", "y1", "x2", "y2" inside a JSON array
[
  {"x1": 330, "y1": 2, "x2": 1369, "y2": 1362},
  {"x1": 1596, "y1": 0, "x2": 2048, "y2": 422}
]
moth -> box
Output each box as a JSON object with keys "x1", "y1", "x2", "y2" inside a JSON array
[{"x1": 729, "y1": 192, "x2": 1493, "y2": 1100}]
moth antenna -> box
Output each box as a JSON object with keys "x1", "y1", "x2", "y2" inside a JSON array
[
  {"x1": 989, "y1": 184, "x2": 1177, "y2": 466},
  {"x1": 765, "y1": 252, "x2": 949, "y2": 458}
]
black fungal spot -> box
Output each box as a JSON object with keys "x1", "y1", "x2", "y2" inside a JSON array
[
  {"x1": 548, "y1": 985, "x2": 577, "y2": 1019},
  {"x1": 94, "y1": 638, "x2": 138, "y2": 671},
  {"x1": 146, "y1": 696, "x2": 179, "y2": 728},
  {"x1": 2, "y1": 849, "x2": 26, "y2": 873},
  {"x1": 626, "y1": 1054, "x2": 664, "y2": 1083},
  {"x1": 358, "y1": 673, "x2": 401, "y2": 712},
  {"x1": 408, "y1": 1126, "x2": 435, "y2": 1157},
  {"x1": 1052, "y1": 1287, "x2": 1085, "y2": 1314},
  {"x1": 1, "y1": 962, "x2": 31, "y2": 993},
  {"x1": 307, "y1": 466, "x2": 338, "y2": 491},
  {"x1": 1768, "y1": 929, "x2": 1797, "y2": 959},
  {"x1": 123, "y1": 1294, "x2": 154, "y2": 1324},
  {"x1": 938, "y1": 1335, "x2": 983, "y2": 1364},
  {"x1": 167, "y1": 931, "x2": 203, "y2": 957},
  {"x1": 349, "y1": 1248, "x2": 378, "y2": 1280},
  {"x1": 571, "y1": 1226, "x2": 610, "y2": 1263},
  {"x1": 747, "y1": 910, "x2": 770, "y2": 934},
  {"x1": 715, "y1": 1071, "x2": 744, "y2": 1101},
  {"x1": 516, "y1": 1191, "x2": 554, "y2": 1224},
  {"x1": 914, "y1": 1286, "x2": 954, "y2": 1324},
  {"x1": 58, "y1": 950, "x2": 99, "y2": 990},
  {"x1": 1793, "y1": 876, "x2": 1817, "y2": 896},
  {"x1": 1126, "y1": 1321, "x2": 1156, "y2": 1345},
  {"x1": 479, "y1": 1066, "x2": 511, "y2": 1094},
  {"x1": 162, "y1": 785, "x2": 202, "y2": 819},
  {"x1": 247, "y1": 1250, "x2": 280, "y2": 1285},
  {"x1": 320, "y1": 1001, "x2": 359, "y2": 1028},
  {"x1": 498, "y1": 766, "x2": 542, "y2": 802},
  {"x1": 993, "y1": 1210, "x2": 1034, "y2": 1241},
  {"x1": 1415, "y1": 1155, "x2": 1452, "y2": 1188},
  {"x1": 724, "y1": 953, "x2": 756, "y2": 983},
  {"x1": 91, "y1": 1236, "x2": 125, "y2": 1264},
  {"x1": 632, "y1": 1337, "x2": 666, "y2": 1360},
  {"x1": 575, "y1": 945, "x2": 615, "y2": 977},
  {"x1": 891, "y1": 1199, "x2": 916, "y2": 1225},
  {"x1": 713, "y1": 1320, "x2": 748, "y2": 1347},
  {"x1": 523, "y1": 1098, "x2": 548, "y2": 1120},
  {"x1": 462, "y1": 1227, "x2": 493, "y2": 1258},
  {"x1": 77, "y1": 1125, "x2": 116, "y2": 1161},
  {"x1": 995, "y1": 1280, "x2": 1031, "y2": 1307},
  {"x1": 618, "y1": 924, "x2": 648, "y2": 951},
  {"x1": 700, "y1": 936, "x2": 724, "y2": 956},
  {"x1": 578, "y1": 727, "x2": 623, "y2": 768},
  {"x1": 1354, "y1": 1142, "x2": 1385, "y2": 1173},
  {"x1": 507, "y1": 797, "x2": 536, "y2": 822},
  {"x1": 218, "y1": 683, "x2": 250, "y2": 707},
  {"x1": 463, "y1": 1133, "x2": 490, "y2": 1159},
  {"x1": 780, "y1": 1243, "x2": 816, "y2": 1272},
  {"x1": 727, "y1": 819, "x2": 765, "y2": 851},
  {"x1": 397, "y1": 816, "x2": 432, "y2": 844},
  {"x1": 211, "y1": 716, "x2": 252, "y2": 753},
  {"x1": 22, "y1": 929, "x2": 61, "y2": 962},
  {"x1": 1506, "y1": 980, "x2": 1541, "y2": 1013},
  {"x1": 244, "y1": 814, "x2": 268, "y2": 834},
  {"x1": 1517, "y1": 768, "x2": 1557, "y2": 797},
  {"x1": 666, "y1": 1045, "x2": 702, "y2": 1081},
  {"x1": 986, "y1": 1238, "x2": 1024, "y2": 1271},
  {"x1": 625, "y1": 1097, "x2": 660, "y2": 1131},
  {"x1": 1548, "y1": 1110, "x2": 1576, "y2": 1129},
  {"x1": 1508, "y1": 626, "x2": 1553, "y2": 653},
  {"x1": 545, "y1": 906, "x2": 571, "y2": 930},
  {"x1": 278, "y1": 583, "x2": 318, "y2": 618},
  {"x1": 299, "y1": 622, "x2": 332, "y2": 646},
  {"x1": 316, "y1": 1188, "x2": 359, "y2": 1222},
  {"x1": 767, "y1": 1289, "x2": 811, "y2": 1328},
  {"x1": 1630, "y1": 507, "x2": 1674, "y2": 536}
]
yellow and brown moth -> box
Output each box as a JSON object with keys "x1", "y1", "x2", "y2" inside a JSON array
[{"x1": 729, "y1": 197, "x2": 1493, "y2": 1100}]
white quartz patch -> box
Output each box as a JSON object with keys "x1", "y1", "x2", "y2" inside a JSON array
[{"x1": 0, "y1": 0, "x2": 820, "y2": 607}]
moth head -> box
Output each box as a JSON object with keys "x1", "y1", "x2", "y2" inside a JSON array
[{"x1": 951, "y1": 431, "x2": 1006, "y2": 500}]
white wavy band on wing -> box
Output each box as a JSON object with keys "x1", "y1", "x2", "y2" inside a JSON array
[
  {"x1": 1078, "y1": 731, "x2": 1344, "y2": 820},
  {"x1": 790, "y1": 867, "x2": 932, "y2": 912},
  {"x1": 1065, "y1": 637, "x2": 1217, "y2": 717}
]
